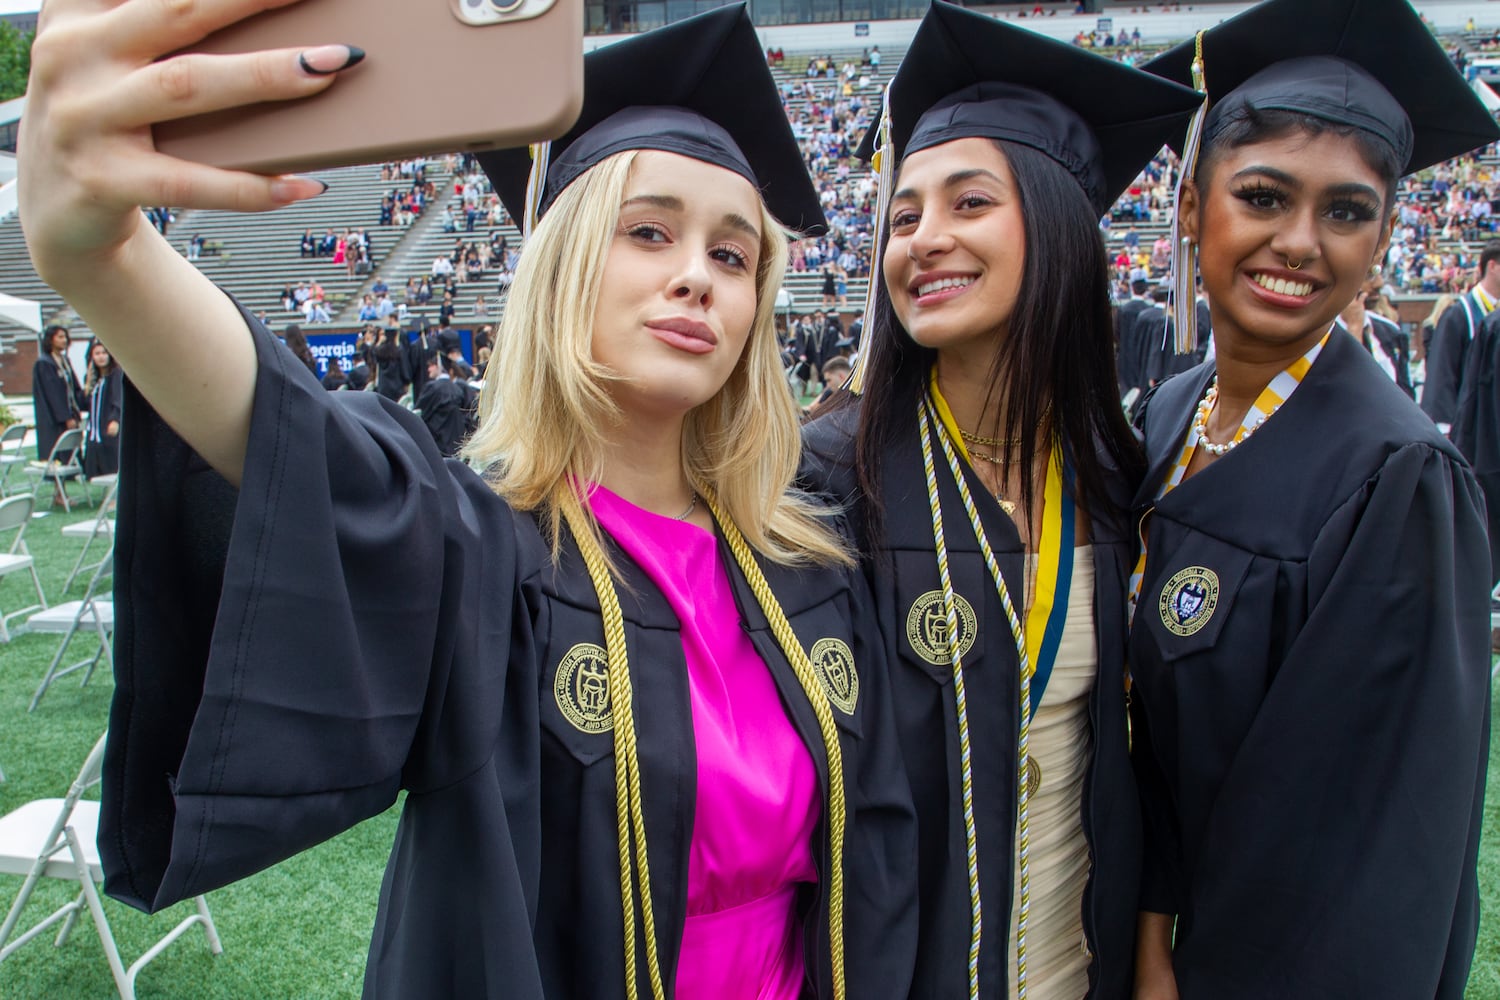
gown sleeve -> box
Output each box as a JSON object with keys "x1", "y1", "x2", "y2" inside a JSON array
[
  {"x1": 1421, "y1": 302, "x2": 1471, "y2": 428},
  {"x1": 1173, "y1": 443, "x2": 1491, "y2": 999},
  {"x1": 100, "y1": 304, "x2": 539, "y2": 916}
]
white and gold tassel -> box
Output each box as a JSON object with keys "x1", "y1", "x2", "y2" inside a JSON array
[
  {"x1": 1167, "y1": 32, "x2": 1209, "y2": 355},
  {"x1": 849, "y1": 83, "x2": 894, "y2": 395},
  {"x1": 523, "y1": 140, "x2": 552, "y2": 241}
]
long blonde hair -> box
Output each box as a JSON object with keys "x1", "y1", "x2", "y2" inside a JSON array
[{"x1": 465, "y1": 150, "x2": 848, "y2": 568}]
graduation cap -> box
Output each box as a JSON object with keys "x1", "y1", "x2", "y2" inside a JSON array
[
  {"x1": 1147, "y1": 0, "x2": 1498, "y2": 177},
  {"x1": 846, "y1": 0, "x2": 1201, "y2": 391},
  {"x1": 477, "y1": 4, "x2": 825, "y2": 238},
  {"x1": 856, "y1": 1, "x2": 1201, "y2": 217},
  {"x1": 1146, "y1": 0, "x2": 1500, "y2": 352}
]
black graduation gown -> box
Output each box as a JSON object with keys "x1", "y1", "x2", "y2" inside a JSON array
[
  {"x1": 82, "y1": 369, "x2": 124, "y2": 478},
  {"x1": 415, "y1": 375, "x2": 468, "y2": 457},
  {"x1": 31, "y1": 354, "x2": 85, "y2": 459},
  {"x1": 1114, "y1": 296, "x2": 1151, "y2": 395},
  {"x1": 1142, "y1": 300, "x2": 1212, "y2": 389},
  {"x1": 1421, "y1": 290, "x2": 1484, "y2": 427},
  {"x1": 1452, "y1": 306, "x2": 1500, "y2": 584},
  {"x1": 1129, "y1": 329, "x2": 1491, "y2": 999},
  {"x1": 801, "y1": 406, "x2": 1144, "y2": 1000},
  {"x1": 101, "y1": 310, "x2": 918, "y2": 1000},
  {"x1": 1336, "y1": 315, "x2": 1414, "y2": 399}
]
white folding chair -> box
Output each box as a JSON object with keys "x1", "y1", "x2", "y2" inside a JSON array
[
  {"x1": 0, "y1": 733, "x2": 223, "y2": 999},
  {"x1": 0, "y1": 423, "x2": 30, "y2": 498},
  {"x1": 26, "y1": 543, "x2": 113, "y2": 712},
  {"x1": 60, "y1": 477, "x2": 118, "y2": 592},
  {"x1": 0, "y1": 494, "x2": 48, "y2": 643},
  {"x1": 23, "y1": 427, "x2": 88, "y2": 513}
]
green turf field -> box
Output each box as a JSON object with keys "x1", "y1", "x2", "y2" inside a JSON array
[{"x1": 0, "y1": 501, "x2": 1496, "y2": 998}]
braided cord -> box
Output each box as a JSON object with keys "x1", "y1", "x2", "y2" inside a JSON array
[
  {"x1": 920, "y1": 397, "x2": 1037, "y2": 999},
  {"x1": 705, "y1": 491, "x2": 848, "y2": 1000},
  {"x1": 916, "y1": 402, "x2": 983, "y2": 1000},
  {"x1": 560, "y1": 495, "x2": 667, "y2": 1000}
]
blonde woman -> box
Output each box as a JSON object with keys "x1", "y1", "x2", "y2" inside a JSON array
[{"x1": 20, "y1": 4, "x2": 914, "y2": 998}]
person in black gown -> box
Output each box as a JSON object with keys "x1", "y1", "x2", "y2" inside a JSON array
[
  {"x1": 1132, "y1": 1, "x2": 1495, "y2": 995},
  {"x1": 800, "y1": 5, "x2": 1201, "y2": 997},
  {"x1": 17, "y1": 5, "x2": 916, "y2": 998},
  {"x1": 81, "y1": 339, "x2": 124, "y2": 478}
]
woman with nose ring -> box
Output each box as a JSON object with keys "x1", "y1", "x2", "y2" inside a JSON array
[{"x1": 1129, "y1": 0, "x2": 1495, "y2": 996}]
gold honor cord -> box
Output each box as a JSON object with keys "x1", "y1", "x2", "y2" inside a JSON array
[
  {"x1": 560, "y1": 493, "x2": 667, "y2": 1000},
  {"x1": 560, "y1": 488, "x2": 848, "y2": 1000},
  {"x1": 704, "y1": 489, "x2": 849, "y2": 1000},
  {"x1": 918, "y1": 398, "x2": 1038, "y2": 1000}
]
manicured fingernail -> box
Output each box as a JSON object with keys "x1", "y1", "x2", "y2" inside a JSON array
[
  {"x1": 299, "y1": 45, "x2": 365, "y2": 76},
  {"x1": 272, "y1": 176, "x2": 330, "y2": 204}
]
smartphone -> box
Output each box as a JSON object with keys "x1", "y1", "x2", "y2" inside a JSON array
[{"x1": 154, "y1": 0, "x2": 583, "y2": 176}]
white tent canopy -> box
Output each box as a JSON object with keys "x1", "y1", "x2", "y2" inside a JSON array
[
  {"x1": 0, "y1": 291, "x2": 41, "y2": 332},
  {"x1": 1473, "y1": 79, "x2": 1500, "y2": 113}
]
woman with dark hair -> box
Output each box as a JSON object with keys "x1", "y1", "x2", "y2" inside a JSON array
[
  {"x1": 802, "y1": 5, "x2": 1200, "y2": 997},
  {"x1": 81, "y1": 339, "x2": 124, "y2": 478},
  {"x1": 280, "y1": 323, "x2": 318, "y2": 376},
  {"x1": 30, "y1": 324, "x2": 86, "y2": 499},
  {"x1": 1131, "y1": 1, "x2": 1494, "y2": 996},
  {"x1": 371, "y1": 326, "x2": 409, "y2": 401}
]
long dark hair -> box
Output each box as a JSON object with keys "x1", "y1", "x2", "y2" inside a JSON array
[
  {"x1": 853, "y1": 139, "x2": 1143, "y2": 535},
  {"x1": 282, "y1": 324, "x2": 317, "y2": 370}
]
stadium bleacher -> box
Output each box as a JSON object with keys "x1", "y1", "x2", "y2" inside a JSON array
[{"x1": 0, "y1": 25, "x2": 1495, "y2": 368}]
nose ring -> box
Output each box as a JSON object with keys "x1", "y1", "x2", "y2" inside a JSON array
[{"x1": 1286, "y1": 258, "x2": 1303, "y2": 271}]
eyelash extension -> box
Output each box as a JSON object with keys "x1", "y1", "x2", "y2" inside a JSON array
[
  {"x1": 1328, "y1": 199, "x2": 1380, "y2": 223},
  {"x1": 1233, "y1": 182, "x2": 1285, "y2": 205}
]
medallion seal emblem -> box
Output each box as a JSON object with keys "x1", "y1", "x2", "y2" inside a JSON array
[
  {"x1": 906, "y1": 590, "x2": 978, "y2": 665},
  {"x1": 553, "y1": 642, "x2": 613, "y2": 734},
  {"x1": 810, "y1": 637, "x2": 859, "y2": 715},
  {"x1": 1158, "y1": 566, "x2": 1220, "y2": 637}
]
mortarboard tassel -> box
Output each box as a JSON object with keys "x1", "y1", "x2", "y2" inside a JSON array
[
  {"x1": 849, "y1": 83, "x2": 895, "y2": 395},
  {"x1": 1167, "y1": 31, "x2": 1209, "y2": 355},
  {"x1": 522, "y1": 140, "x2": 552, "y2": 241}
]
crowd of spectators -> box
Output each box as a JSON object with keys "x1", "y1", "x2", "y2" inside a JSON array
[{"x1": 241, "y1": 26, "x2": 1500, "y2": 333}]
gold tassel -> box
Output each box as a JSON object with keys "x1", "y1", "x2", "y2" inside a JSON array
[
  {"x1": 1168, "y1": 31, "x2": 1209, "y2": 355},
  {"x1": 523, "y1": 140, "x2": 552, "y2": 241}
]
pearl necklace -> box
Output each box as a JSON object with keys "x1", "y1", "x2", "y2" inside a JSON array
[{"x1": 1191, "y1": 377, "x2": 1274, "y2": 457}]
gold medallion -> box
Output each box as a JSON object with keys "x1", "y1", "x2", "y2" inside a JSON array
[
  {"x1": 810, "y1": 638, "x2": 859, "y2": 715},
  {"x1": 997, "y1": 499, "x2": 1017, "y2": 518},
  {"x1": 1158, "y1": 566, "x2": 1221, "y2": 637},
  {"x1": 1024, "y1": 755, "x2": 1042, "y2": 798},
  {"x1": 553, "y1": 643, "x2": 613, "y2": 734},
  {"x1": 906, "y1": 590, "x2": 978, "y2": 665}
]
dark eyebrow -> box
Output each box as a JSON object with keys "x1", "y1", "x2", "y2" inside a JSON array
[
  {"x1": 1231, "y1": 165, "x2": 1299, "y2": 188},
  {"x1": 891, "y1": 167, "x2": 1008, "y2": 203},
  {"x1": 623, "y1": 194, "x2": 760, "y2": 240}
]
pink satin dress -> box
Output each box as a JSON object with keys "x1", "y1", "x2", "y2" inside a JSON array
[{"x1": 590, "y1": 487, "x2": 821, "y2": 1000}]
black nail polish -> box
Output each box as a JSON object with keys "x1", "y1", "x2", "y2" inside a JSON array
[{"x1": 300, "y1": 46, "x2": 366, "y2": 76}]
